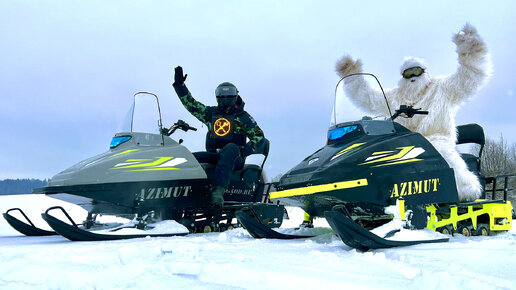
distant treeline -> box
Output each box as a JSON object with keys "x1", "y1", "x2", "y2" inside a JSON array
[{"x1": 0, "y1": 179, "x2": 48, "y2": 195}]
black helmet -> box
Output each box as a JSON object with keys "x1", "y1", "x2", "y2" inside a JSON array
[
  {"x1": 215, "y1": 82, "x2": 238, "y2": 110},
  {"x1": 215, "y1": 82, "x2": 238, "y2": 97}
]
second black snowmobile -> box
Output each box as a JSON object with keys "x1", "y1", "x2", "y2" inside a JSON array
[
  {"x1": 236, "y1": 74, "x2": 513, "y2": 251},
  {"x1": 3, "y1": 92, "x2": 284, "y2": 241}
]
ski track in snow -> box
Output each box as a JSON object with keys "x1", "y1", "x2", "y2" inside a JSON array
[{"x1": 1, "y1": 195, "x2": 515, "y2": 289}]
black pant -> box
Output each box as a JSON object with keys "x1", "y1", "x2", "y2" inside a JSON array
[{"x1": 193, "y1": 143, "x2": 244, "y2": 188}]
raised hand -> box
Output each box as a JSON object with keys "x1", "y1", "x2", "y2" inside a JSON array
[
  {"x1": 335, "y1": 55, "x2": 363, "y2": 78},
  {"x1": 452, "y1": 23, "x2": 487, "y2": 56},
  {"x1": 174, "y1": 66, "x2": 188, "y2": 86}
]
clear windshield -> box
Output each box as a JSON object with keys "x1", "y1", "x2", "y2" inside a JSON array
[
  {"x1": 118, "y1": 92, "x2": 163, "y2": 134},
  {"x1": 331, "y1": 73, "x2": 394, "y2": 126}
]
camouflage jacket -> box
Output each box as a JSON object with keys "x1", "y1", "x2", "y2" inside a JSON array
[{"x1": 173, "y1": 83, "x2": 265, "y2": 155}]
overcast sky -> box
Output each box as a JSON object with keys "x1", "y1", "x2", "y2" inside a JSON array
[{"x1": 1, "y1": 0, "x2": 515, "y2": 180}]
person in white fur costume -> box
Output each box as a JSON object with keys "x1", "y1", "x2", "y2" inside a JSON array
[{"x1": 335, "y1": 23, "x2": 492, "y2": 202}]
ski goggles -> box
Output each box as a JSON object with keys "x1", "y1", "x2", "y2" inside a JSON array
[{"x1": 402, "y1": 66, "x2": 425, "y2": 79}]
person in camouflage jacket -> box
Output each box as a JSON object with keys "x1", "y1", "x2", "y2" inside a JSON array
[{"x1": 172, "y1": 66, "x2": 266, "y2": 207}]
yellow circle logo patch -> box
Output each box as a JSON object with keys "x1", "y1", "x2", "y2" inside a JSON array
[{"x1": 214, "y1": 118, "x2": 231, "y2": 137}]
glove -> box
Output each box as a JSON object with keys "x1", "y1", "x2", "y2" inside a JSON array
[{"x1": 174, "y1": 66, "x2": 188, "y2": 86}]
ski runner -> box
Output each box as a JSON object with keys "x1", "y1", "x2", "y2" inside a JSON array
[{"x1": 172, "y1": 66, "x2": 266, "y2": 207}]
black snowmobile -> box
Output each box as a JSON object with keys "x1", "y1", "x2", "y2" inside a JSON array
[
  {"x1": 236, "y1": 73, "x2": 513, "y2": 251},
  {"x1": 3, "y1": 92, "x2": 284, "y2": 241}
]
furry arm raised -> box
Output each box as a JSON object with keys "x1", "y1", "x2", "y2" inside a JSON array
[
  {"x1": 441, "y1": 23, "x2": 492, "y2": 103},
  {"x1": 335, "y1": 55, "x2": 389, "y2": 115}
]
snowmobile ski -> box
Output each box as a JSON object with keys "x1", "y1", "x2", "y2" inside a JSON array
[
  {"x1": 41, "y1": 207, "x2": 188, "y2": 241},
  {"x1": 3, "y1": 208, "x2": 57, "y2": 236},
  {"x1": 325, "y1": 210, "x2": 449, "y2": 252},
  {"x1": 235, "y1": 210, "x2": 316, "y2": 239}
]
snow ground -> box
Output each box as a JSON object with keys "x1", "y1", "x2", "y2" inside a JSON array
[{"x1": 1, "y1": 195, "x2": 515, "y2": 289}]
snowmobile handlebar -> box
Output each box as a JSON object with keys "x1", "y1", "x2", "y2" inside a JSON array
[
  {"x1": 162, "y1": 120, "x2": 197, "y2": 136},
  {"x1": 391, "y1": 105, "x2": 428, "y2": 120}
]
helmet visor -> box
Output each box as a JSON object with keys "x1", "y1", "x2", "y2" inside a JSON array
[
  {"x1": 217, "y1": 95, "x2": 237, "y2": 108},
  {"x1": 215, "y1": 85, "x2": 238, "y2": 97}
]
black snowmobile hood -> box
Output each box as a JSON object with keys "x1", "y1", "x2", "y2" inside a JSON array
[{"x1": 273, "y1": 120, "x2": 459, "y2": 216}]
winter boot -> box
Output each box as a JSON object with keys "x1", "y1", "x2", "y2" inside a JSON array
[{"x1": 211, "y1": 186, "x2": 225, "y2": 207}]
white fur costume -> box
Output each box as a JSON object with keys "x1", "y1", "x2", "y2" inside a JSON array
[{"x1": 335, "y1": 23, "x2": 492, "y2": 202}]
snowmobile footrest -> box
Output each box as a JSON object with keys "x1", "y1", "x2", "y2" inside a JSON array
[
  {"x1": 235, "y1": 210, "x2": 315, "y2": 239},
  {"x1": 3, "y1": 208, "x2": 57, "y2": 236},
  {"x1": 325, "y1": 210, "x2": 449, "y2": 252}
]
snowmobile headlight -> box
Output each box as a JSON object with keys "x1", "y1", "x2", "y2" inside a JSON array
[
  {"x1": 328, "y1": 125, "x2": 358, "y2": 141},
  {"x1": 110, "y1": 136, "x2": 132, "y2": 149}
]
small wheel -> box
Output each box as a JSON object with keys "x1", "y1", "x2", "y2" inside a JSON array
[
  {"x1": 475, "y1": 225, "x2": 490, "y2": 236},
  {"x1": 203, "y1": 225, "x2": 212, "y2": 233},
  {"x1": 458, "y1": 225, "x2": 472, "y2": 237},
  {"x1": 438, "y1": 226, "x2": 453, "y2": 235}
]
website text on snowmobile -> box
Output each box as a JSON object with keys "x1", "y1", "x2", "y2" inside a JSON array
[
  {"x1": 236, "y1": 73, "x2": 513, "y2": 251},
  {"x1": 3, "y1": 92, "x2": 285, "y2": 241}
]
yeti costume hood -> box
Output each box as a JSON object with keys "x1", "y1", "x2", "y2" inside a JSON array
[
  {"x1": 397, "y1": 56, "x2": 432, "y2": 101},
  {"x1": 399, "y1": 56, "x2": 428, "y2": 74}
]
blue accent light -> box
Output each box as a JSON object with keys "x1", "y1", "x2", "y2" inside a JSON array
[
  {"x1": 328, "y1": 125, "x2": 358, "y2": 141},
  {"x1": 110, "y1": 136, "x2": 132, "y2": 149}
]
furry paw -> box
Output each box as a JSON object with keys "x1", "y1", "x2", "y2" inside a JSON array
[
  {"x1": 456, "y1": 168, "x2": 483, "y2": 202},
  {"x1": 335, "y1": 55, "x2": 363, "y2": 78},
  {"x1": 452, "y1": 22, "x2": 487, "y2": 55}
]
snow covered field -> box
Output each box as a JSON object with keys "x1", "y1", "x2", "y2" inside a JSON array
[{"x1": 1, "y1": 194, "x2": 515, "y2": 289}]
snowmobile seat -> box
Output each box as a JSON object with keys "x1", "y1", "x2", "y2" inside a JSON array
[
  {"x1": 456, "y1": 123, "x2": 485, "y2": 173},
  {"x1": 456, "y1": 123, "x2": 486, "y2": 197}
]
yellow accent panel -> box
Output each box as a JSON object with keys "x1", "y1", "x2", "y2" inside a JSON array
[
  {"x1": 398, "y1": 199, "x2": 406, "y2": 221},
  {"x1": 111, "y1": 149, "x2": 139, "y2": 157},
  {"x1": 360, "y1": 146, "x2": 414, "y2": 165},
  {"x1": 371, "y1": 158, "x2": 423, "y2": 168},
  {"x1": 427, "y1": 200, "x2": 512, "y2": 232},
  {"x1": 120, "y1": 167, "x2": 179, "y2": 172},
  {"x1": 303, "y1": 212, "x2": 311, "y2": 222},
  {"x1": 372, "y1": 150, "x2": 394, "y2": 156},
  {"x1": 270, "y1": 179, "x2": 368, "y2": 199},
  {"x1": 114, "y1": 157, "x2": 174, "y2": 169},
  {"x1": 335, "y1": 143, "x2": 366, "y2": 156}
]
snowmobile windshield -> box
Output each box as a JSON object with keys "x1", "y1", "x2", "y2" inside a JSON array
[
  {"x1": 329, "y1": 73, "x2": 395, "y2": 143},
  {"x1": 118, "y1": 92, "x2": 164, "y2": 135}
]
